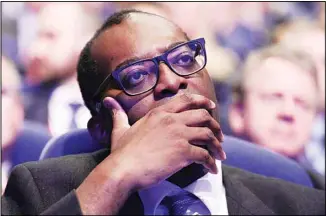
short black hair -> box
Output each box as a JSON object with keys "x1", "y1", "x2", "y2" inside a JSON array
[{"x1": 77, "y1": 9, "x2": 189, "y2": 116}]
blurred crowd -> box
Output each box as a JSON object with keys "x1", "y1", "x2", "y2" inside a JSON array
[{"x1": 2, "y1": 2, "x2": 325, "y2": 193}]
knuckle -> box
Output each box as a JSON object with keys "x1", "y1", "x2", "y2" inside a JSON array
[
  {"x1": 180, "y1": 93, "x2": 195, "y2": 105},
  {"x1": 170, "y1": 126, "x2": 184, "y2": 138},
  {"x1": 202, "y1": 151, "x2": 211, "y2": 162},
  {"x1": 161, "y1": 114, "x2": 176, "y2": 125},
  {"x1": 174, "y1": 139, "x2": 189, "y2": 154},
  {"x1": 199, "y1": 109, "x2": 210, "y2": 120},
  {"x1": 147, "y1": 109, "x2": 167, "y2": 123},
  {"x1": 147, "y1": 109, "x2": 160, "y2": 118},
  {"x1": 175, "y1": 138, "x2": 187, "y2": 148},
  {"x1": 205, "y1": 129, "x2": 215, "y2": 140}
]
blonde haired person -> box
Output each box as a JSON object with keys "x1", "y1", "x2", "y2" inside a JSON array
[
  {"x1": 228, "y1": 45, "x2": 324, "y2": 177},
  {"x1": 275, "y1": 19, "x2": 325, "y2": 176}
]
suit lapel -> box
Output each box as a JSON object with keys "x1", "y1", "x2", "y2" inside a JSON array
[{"x1": 222, "y1": 165, "x2": 276, "y2": 215}]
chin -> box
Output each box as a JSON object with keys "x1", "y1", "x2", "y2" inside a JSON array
[{"x1": 280, "y1": 147, "x2": 304, "y2": 158}]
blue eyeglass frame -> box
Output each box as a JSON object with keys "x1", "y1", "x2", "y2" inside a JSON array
[{"x1": 91, "y1": 38, "x2": 206, "y2": 112}]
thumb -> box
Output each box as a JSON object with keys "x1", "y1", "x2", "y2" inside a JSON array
[{"x1": 103, "y1": 97, "x2": 130, "y2": 140}]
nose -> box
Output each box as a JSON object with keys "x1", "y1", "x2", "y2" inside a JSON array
[
  {"x1": 153, "y1": 63, "x2": 188, "y2": 98},
  {"x1": 27, "y1": 39, "x2": 47, "y2": 62},
  {"x1": 277, "y1": 98, "x2": 296, "y2": 124}
]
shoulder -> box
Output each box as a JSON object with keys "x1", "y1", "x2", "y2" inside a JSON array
[
  {"x1": 223, "y1": 165, "x2": 325, "y2": 215},
  {"x1": 3, "y1": 149, "x2": 109, "y2": 215},
  {"x1": 10, "y1": 149, "x2": 109, "y2": 191},
  {"x1": 23, "y1": 148, "x2": 108, "y2": 173}
]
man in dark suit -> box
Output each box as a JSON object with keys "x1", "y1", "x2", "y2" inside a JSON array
[{"x1": 2, "y1": 9, "x2": 325, "y2": 215}]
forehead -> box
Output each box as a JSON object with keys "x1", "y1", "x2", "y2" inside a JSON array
[
  {"x1": 246, "y1": 57, "x2": 316, "y2": 94},
  {"x1": 91, "y1": 13, "x2": 187, "y2": 71},
  {"x1": 38, "y1": 3, "x2": 83, "y2": 34},
  {"x1": 298, "y1": 31, "x2": 325, "y2": 57}
]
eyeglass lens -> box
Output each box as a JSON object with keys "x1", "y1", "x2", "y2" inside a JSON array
[{"x1": 117, "y1": 41, "x2": 205, "y2": 95}]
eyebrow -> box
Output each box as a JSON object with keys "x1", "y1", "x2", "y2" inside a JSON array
[{"x1": 113, "y1": 40, "x2": 187, "y2": 71}]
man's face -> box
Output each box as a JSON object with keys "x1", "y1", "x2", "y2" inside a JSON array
[
  {"x1": 242, "y1": 57, "x2": 318, "y2": 156},
  {"x1": 24, "y1": 3, "x2": 81, "y2": 84},
  {"x1": 91, "y1": 14, "x2": 218, "y2": 125}
]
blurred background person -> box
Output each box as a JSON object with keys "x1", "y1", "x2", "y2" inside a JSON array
[
  {"x1": 2, "y1": 56, "x2": 50, "y2": 194},
  {"x1": 228, "y1": 45, "x2": 324, "y2": 176},
  {"x1": 273, "y1": 18, "x2": 325, "y2": 176},
  {"x1": 21, "y1": 2, "x2": 101, "y2": 136}
]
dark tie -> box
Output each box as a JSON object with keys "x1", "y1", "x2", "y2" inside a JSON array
[{"x1": 156, "y1": 189, "x2": 211, "y2": 215}]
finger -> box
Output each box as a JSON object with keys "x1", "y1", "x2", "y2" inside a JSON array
[
  {"x1": 103, "y1": 97, "x2": 130, "y2": 141},
  {"x1": 159, "y1": 93, "x2": 216, "y2": 113},
  {"x1": 186, "y1": 127, "x2": 226, "y2": 160},
  {"x1": 188, "y1": 145, "x2": 218, "y2": 174},
  {"x1": 177, "y1": 109, "x2": 223, "y2": 142}
]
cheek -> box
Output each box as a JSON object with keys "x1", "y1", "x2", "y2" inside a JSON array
[
  {"x1": 296, "y1": 112, "x2": 315, "y2": 132},
  {"x1": 244, "y1": 97, "x2": 276, "y2": 129},
  {"x1": 126, "y1": 96, "x2": 156, "y2": 125},
  {"x1": 2, "y1": 97, "x2": 21, "y2": 132},
  {"x1": 188, "y1": 71, "x2": 217, "y2": 102},
  {"x1": 114, "y1": 92, "x2": 153, "y2": 125},
  {"x1": 2, "y1": 98, "x2": 15, "y2": 120},
  {"x1": 48, "y1": 38, "x2": 75, "y2": 69}
]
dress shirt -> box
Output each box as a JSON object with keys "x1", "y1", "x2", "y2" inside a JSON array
[{"x1": 138, "y1": 161, "x2": 228, "y2": 215}]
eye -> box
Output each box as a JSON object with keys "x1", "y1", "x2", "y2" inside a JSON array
[
  {"x1": 123, "y1": 70, "x2": 149, "y2": 87},
  {"x1": 173, "y1": 52, "x2": 195, "y2": 67},
  {"x1": 295, "y1": 98, "x2": 314, "y2": 111}
]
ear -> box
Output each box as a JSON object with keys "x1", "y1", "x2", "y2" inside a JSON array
[
  {"x1": 228, "y1": 102, "x2": 245, "y2": 135},
  {"x1": 87, "y1": 111, "x2": 112, "y2": 146}
]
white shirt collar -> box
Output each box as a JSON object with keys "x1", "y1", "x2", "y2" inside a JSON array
[{"x1": 138, "y1": 161, "x2": 228, "y2": 215}]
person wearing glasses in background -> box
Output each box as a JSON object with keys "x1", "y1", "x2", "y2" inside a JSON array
[{"x1": 2, "y1": 10, "x2": 325, "y2": 215}]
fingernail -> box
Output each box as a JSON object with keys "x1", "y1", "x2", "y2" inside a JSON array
[
  {"x1": 103, "y1": 99, "x2": 111, "y2": 109},
  {"x1": 219, "y1": 150, "x2": 227, "y2": 161},
  {"x1": 212, "y1": 163, "x2": 218, "y2": 174},
  {"x1": 210, "y1": 100, "x2": 216, "y2": 109},
  {"x1": 103, "y1": 98, "x2": 115, "y2": 116},
  {"x1": 222, "y1": 151, "x2": 227, "y2": 160}
]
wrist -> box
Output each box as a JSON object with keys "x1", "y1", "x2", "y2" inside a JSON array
[
  {"x1": 75, "y1": 155, "x2": 136, "y2": 215},
  {"x1": 97, "y1": 153, "x2": 138, "y2": 194}
]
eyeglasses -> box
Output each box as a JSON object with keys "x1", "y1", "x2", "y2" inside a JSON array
[{"x1": 91, "y1": 38, "x2": 207, "y2": 113}]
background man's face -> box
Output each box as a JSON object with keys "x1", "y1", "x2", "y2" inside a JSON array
[
  {"x1": 24, "y1": 3, "x2": 82, "y2": 84},
  {"x1": 242, "y1": 57, "x2": 318, "y2": 156},
  {"x1": 92, "y1": 14, "x2": 218, "y2": 124}
]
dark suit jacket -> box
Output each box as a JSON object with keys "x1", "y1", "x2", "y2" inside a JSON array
[{"x1": 2, "y1": 149, "x2": 325, "y2": 215}]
